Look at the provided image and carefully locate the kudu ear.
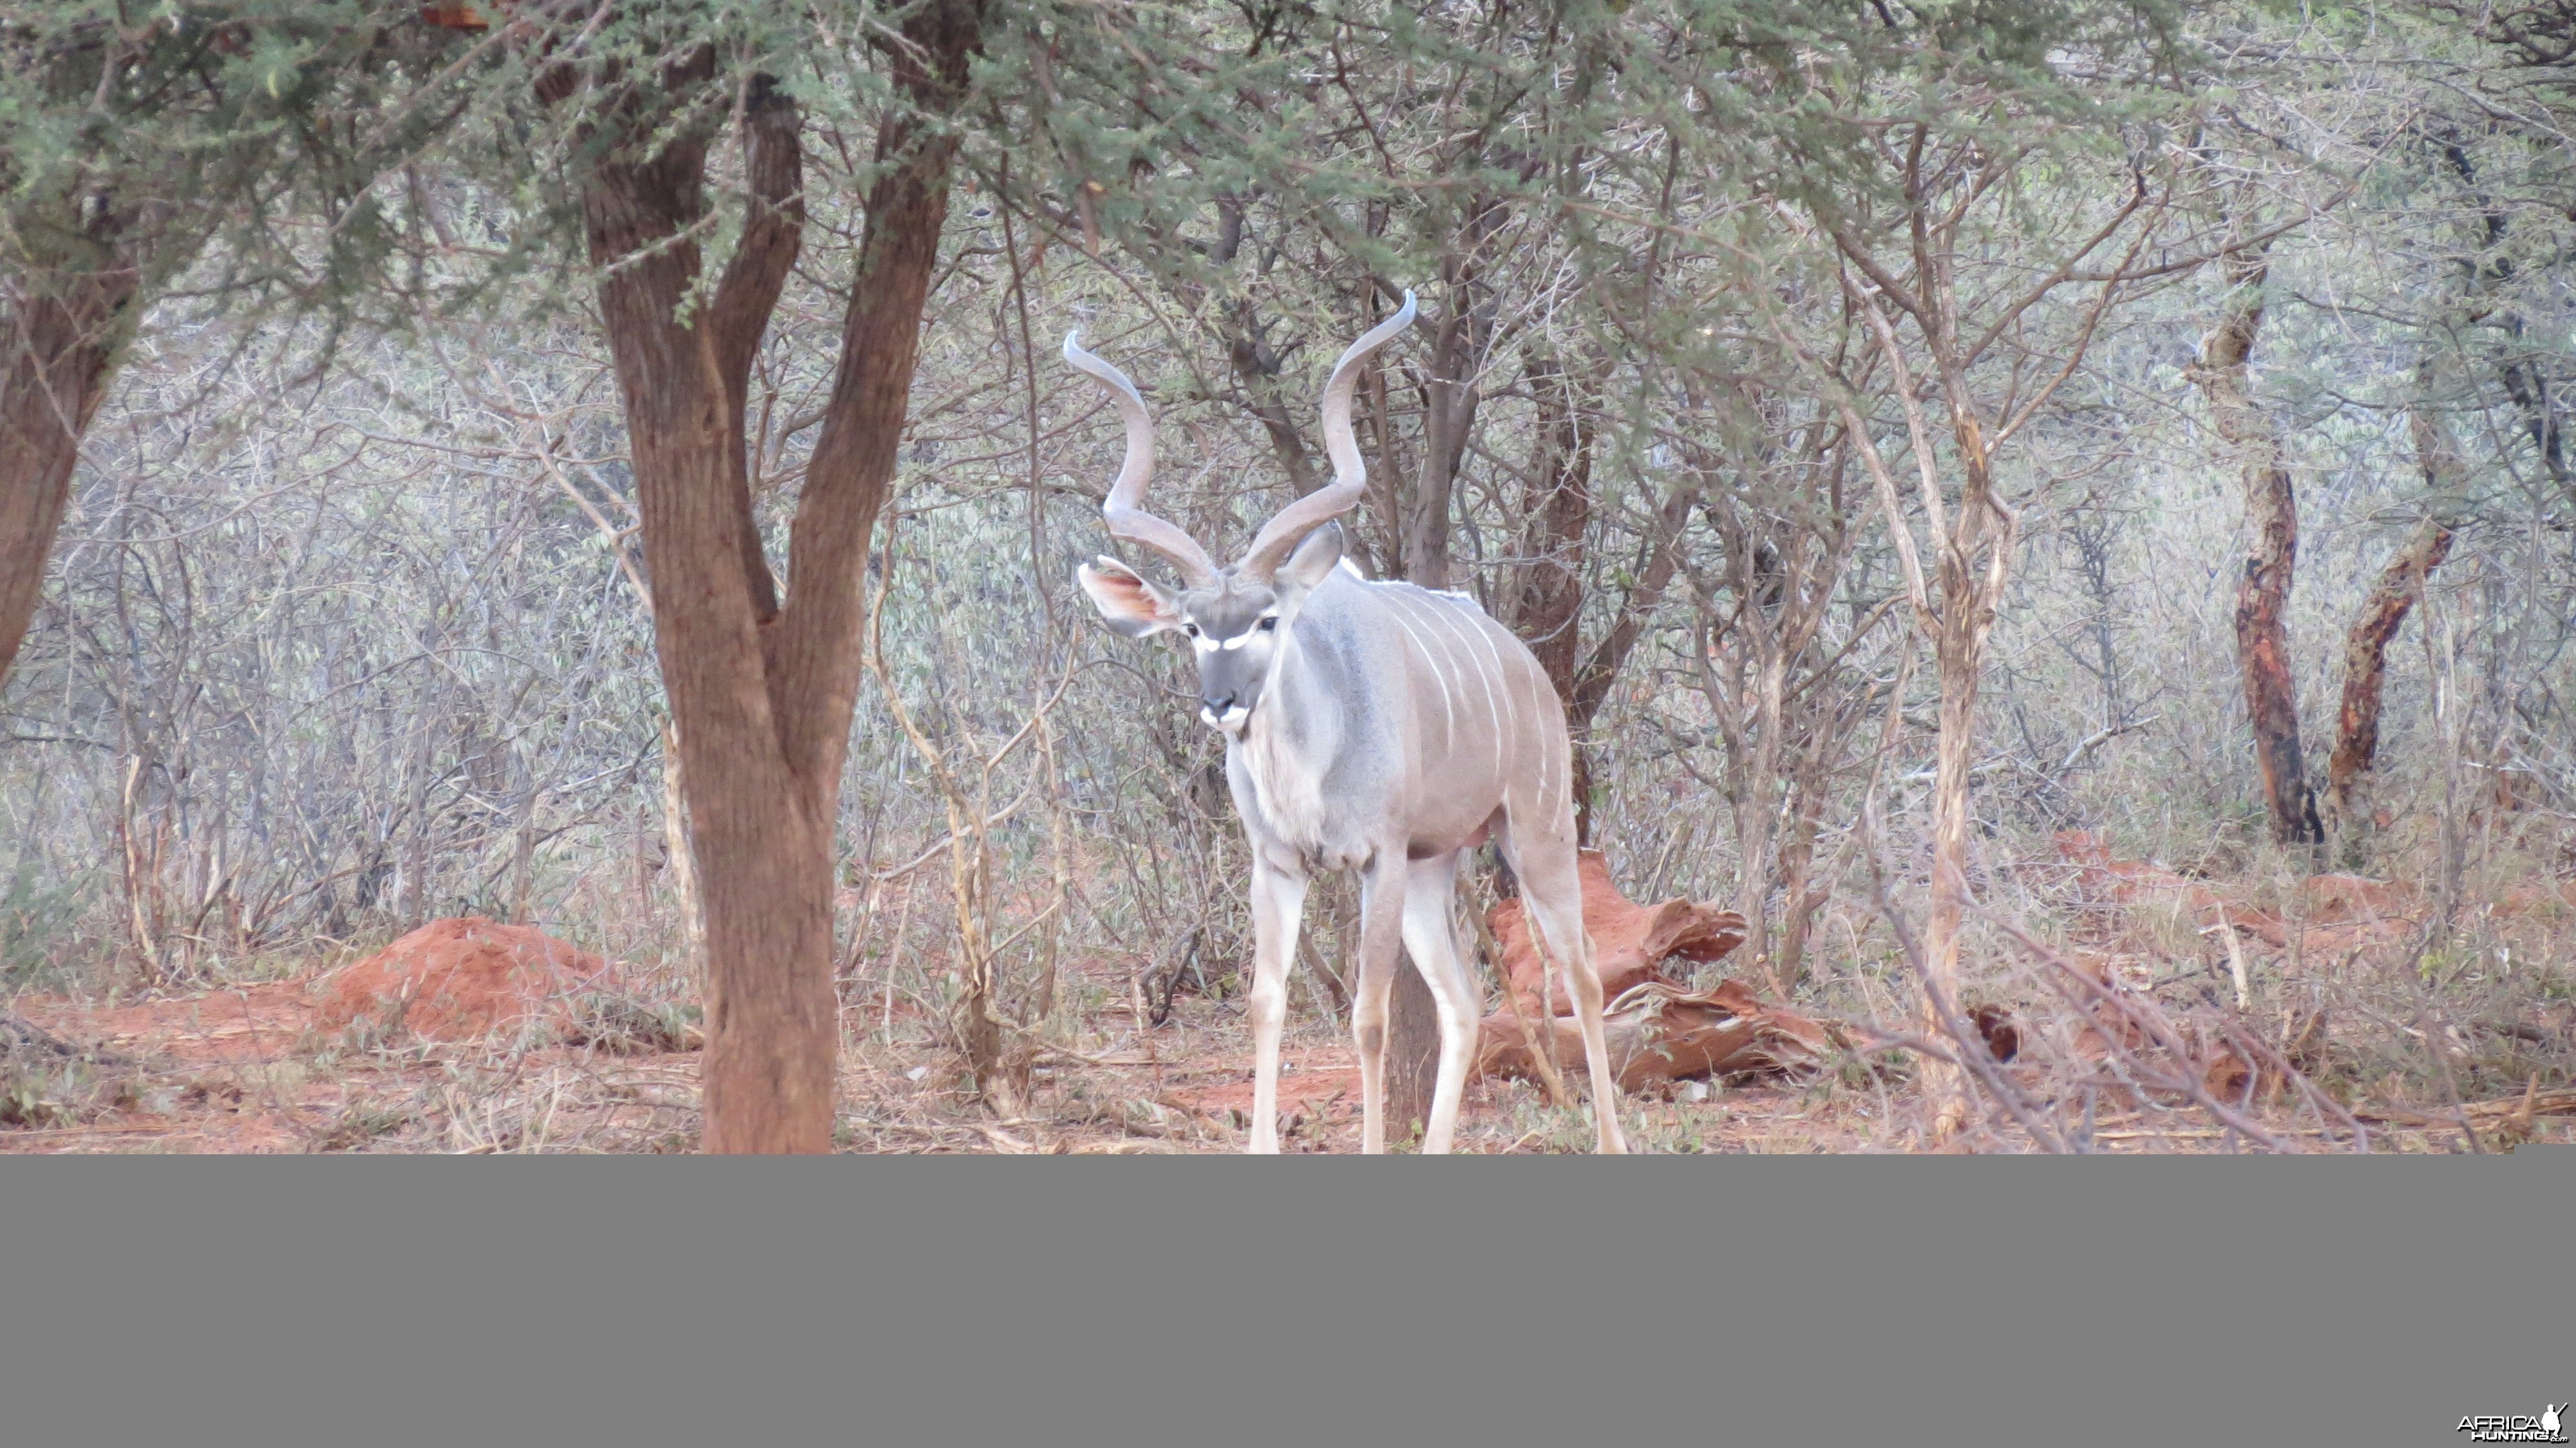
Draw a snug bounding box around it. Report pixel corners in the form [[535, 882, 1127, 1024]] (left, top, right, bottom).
[[1267, 515, 1350, 595], [1077, 556, 1184, 638], [1274, 521, 1345, 598]]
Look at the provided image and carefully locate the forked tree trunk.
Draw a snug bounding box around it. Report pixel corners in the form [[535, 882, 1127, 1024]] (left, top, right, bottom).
[[0, 261, 139, 689], [1510, 355, 1595, 708], [574, 10, 981, 1154], [2196, 247, 2322, 852], [2322, 397, 2460, 850], [1397, 196, 1505, 596]]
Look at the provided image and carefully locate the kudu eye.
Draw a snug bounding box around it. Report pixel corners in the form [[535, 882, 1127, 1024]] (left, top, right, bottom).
[[1182, 622, 1200, 638], [1258, 616, 1279, 633]]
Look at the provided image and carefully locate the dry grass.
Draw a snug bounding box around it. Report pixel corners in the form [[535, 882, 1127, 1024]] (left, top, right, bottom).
[[8, 864, 2571, 1156]]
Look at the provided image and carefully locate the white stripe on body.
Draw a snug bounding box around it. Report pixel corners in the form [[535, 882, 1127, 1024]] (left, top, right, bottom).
[[1483, 607, 1564, 822], [1394, 587, 1510, 785], [1376, 587, 1484, 768], [1367, 586, 1459, 754], [1510, 624, 1562, 827], [1447, 598, 1533, 794]]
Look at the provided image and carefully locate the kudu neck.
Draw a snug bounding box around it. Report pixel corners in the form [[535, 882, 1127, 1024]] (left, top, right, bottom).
[[1242, 618, 1341, 765]]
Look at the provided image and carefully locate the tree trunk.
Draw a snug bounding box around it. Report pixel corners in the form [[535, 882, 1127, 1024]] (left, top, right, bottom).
[[1562, 483, 1695, 843], [1508, 355, 1596, 701], [0, 262, 138, 688], [575, 13, 980, 1154], [1918, 363, 2018, 1145], [2320, 519, 2450, 849], [2322, 397, 2460, 850], [1397, 196, 1505, 592], [2196, 248, 2322, 852], [1923, 593, 1986, 1141]]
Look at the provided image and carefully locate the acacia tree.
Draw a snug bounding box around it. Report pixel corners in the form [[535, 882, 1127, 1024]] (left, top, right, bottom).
[[1678, 396, 1893, 998], [0, 4, 463, 689], [497, 0, 984, 1152], [1760, 21, 2198, 1136]]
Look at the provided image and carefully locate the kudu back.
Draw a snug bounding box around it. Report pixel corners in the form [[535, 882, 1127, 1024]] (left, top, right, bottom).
[[1067, 294, 1627, 1154]]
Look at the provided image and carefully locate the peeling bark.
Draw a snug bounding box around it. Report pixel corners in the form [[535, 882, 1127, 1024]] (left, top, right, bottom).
[[2195, 247, 2322, 850], [2322, 395, 2460, 848]]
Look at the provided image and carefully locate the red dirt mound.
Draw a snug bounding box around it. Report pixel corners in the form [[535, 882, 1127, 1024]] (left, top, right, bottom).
[[2049, 832, 2429, 952], [316, 918, 616, 1042], [1487, 849, 1747, 1016]]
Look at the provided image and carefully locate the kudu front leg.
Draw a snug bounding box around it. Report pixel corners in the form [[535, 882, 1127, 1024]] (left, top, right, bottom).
[[1349, 855, 1411, 1154], [1245, 861, 1308, 1154]]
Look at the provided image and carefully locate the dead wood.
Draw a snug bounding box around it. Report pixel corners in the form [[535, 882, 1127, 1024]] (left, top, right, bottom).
[[1485, 849, 1747, 1018], [1475, 978, 1832, 1092]]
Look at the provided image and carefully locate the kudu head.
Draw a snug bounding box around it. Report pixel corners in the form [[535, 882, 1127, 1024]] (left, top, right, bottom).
[[1068, 293, 1417, 735]]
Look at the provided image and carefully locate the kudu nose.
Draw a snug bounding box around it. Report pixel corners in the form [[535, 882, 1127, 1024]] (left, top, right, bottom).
[[1201, 689, 1238, 716]]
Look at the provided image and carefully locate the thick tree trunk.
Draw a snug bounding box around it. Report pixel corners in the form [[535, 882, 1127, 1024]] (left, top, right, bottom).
[[2322, 397, 2460, 848], [585, 115, 840, 1153], [0, 263, 138, 688], [576, 12, 980, 1154], [2196, 248, 2322, 851]]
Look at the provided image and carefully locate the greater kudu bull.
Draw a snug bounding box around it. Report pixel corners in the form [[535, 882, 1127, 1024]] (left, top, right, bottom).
[[1066, 294, 1626, 1154]]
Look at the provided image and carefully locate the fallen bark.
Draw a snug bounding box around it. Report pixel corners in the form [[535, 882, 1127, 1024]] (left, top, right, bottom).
[[1473, 852, 1819, 1091], [1475, 976, 1831, 1092], [1486, 850, 1746, 1018]]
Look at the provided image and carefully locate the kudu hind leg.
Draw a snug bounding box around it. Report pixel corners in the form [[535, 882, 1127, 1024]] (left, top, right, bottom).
[[1397, 852, 1481, 1154], [1507, 839, 1629, 1154]]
